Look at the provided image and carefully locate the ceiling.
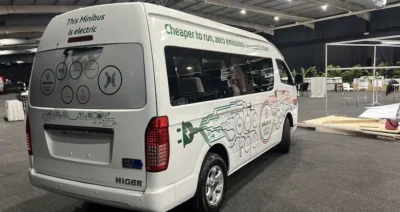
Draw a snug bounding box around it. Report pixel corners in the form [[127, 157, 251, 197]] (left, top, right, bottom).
[[1, 0, 400, 55]]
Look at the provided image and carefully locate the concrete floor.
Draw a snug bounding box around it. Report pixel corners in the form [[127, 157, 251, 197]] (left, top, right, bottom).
[[2, 91, 400, 212]]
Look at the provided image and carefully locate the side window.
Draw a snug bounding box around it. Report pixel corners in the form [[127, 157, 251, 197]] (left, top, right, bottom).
[[201, 58, 231, 97], [245, 58, 274, 93], [165, 47, 231, 106], [276, 60, 294, 85], [173, 56, 202, 78], [164, 46, 275, 106]]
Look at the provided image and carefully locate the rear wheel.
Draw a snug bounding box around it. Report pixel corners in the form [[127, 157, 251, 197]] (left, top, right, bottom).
[[194, 153, 227, 212], [277, 117, 291, 153]]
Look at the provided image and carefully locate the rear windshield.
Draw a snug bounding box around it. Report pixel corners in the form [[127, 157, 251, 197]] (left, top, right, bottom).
[[30, 43, 146, 109]]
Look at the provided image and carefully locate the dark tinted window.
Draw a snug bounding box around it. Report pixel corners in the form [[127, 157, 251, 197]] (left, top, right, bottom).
[[165, 46, 274, 106]]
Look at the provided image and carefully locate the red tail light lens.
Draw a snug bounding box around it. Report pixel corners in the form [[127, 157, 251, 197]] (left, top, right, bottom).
[[67, 35, 93, 43], [145, 116, 169, 172], [26, 116, 32, 155]]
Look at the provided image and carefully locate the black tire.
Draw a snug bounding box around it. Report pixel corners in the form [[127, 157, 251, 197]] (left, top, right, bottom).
[[277, 117, 291, 153], [194, 153, 228, 212]]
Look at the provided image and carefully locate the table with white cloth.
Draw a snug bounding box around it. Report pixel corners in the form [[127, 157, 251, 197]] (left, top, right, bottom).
[[326, 77, 342, 92], [304, 78, 312, 90], [310, 77, 326, 98]]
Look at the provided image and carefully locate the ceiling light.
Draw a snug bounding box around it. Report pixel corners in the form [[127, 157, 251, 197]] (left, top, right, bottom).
[[240, 9, 246, 14], [321, 5, 328, 10], [274, 16, 280, 21], [187, 67, 192, 70], [16, 60, 24, 64], [288, 0, 292, 2]]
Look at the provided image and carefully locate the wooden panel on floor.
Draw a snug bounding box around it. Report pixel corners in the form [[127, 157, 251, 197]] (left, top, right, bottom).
[[315, 127, 361, 136]]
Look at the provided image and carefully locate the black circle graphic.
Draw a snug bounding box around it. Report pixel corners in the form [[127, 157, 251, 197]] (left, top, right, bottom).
[[56, 62, 68, 80], [259, 102, 273, 144], [236, 116, 244, 135], [245, 114, 251, 131], [244, 136, 251, 153], [76, 85, 90, 104], [40, 69, 55, 95], [252, 133, 258, 149], [84, 60, 99, 79], [98, 65, 123, 95], [61, 86, 73, 104], [252, 112, 259, 128], [69, 61, 82, 80]]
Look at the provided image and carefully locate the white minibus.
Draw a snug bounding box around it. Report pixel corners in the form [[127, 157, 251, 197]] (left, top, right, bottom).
[[27, 2, 299, 212]]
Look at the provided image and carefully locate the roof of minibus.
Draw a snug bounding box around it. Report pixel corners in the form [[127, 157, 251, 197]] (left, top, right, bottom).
[[143, 3, 268, 43], [39, 2, 283, 58], [143, 3, 283, 59]]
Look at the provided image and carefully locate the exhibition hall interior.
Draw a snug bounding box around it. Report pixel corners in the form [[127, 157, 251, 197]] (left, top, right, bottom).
[[3, 0, 400, 212]]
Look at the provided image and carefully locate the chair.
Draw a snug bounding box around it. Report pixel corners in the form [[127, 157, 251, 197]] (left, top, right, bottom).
[[373, 76, 384, 103], [295, 74, 304, 84], [299, 82, 309, 97], [389, 80, 400, 102], [342, 82, 353, 106], [334, 77, 343, 92], [295, 74, 304, 96], [357, 77, 368, 106], [343, 83, 353, 92]]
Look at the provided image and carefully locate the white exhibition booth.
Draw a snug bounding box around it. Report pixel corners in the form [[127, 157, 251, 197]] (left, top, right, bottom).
[[300, 77, 342, 98], [325, 35, 400, 114]]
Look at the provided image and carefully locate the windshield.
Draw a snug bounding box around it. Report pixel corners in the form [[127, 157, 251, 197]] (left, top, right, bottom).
[[29, 43, 146, 109]]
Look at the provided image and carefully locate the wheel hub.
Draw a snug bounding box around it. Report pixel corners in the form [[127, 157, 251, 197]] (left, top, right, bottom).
[[205, 165, 224, 206]]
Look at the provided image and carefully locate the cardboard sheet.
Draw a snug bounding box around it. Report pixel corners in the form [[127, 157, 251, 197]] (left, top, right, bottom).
[[359, 103, 400, 120], [299, 115, 400, 135]]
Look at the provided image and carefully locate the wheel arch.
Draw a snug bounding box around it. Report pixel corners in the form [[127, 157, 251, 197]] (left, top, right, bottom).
[[286, 112, 294, 127], [208, 143, 230, 173]]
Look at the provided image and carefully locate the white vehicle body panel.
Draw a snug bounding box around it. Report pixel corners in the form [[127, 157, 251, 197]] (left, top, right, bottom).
[[29, 4, 154, 192], [28, 3, 298, 212]]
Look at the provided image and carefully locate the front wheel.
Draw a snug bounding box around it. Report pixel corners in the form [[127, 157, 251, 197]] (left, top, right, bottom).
[[195, 153, 228, 212], [277, 117, 291, 153]]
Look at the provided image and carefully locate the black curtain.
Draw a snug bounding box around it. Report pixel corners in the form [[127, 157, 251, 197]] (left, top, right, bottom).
[[377, 47, 400, 64], [279, 43, 324, 72], [270, 7, 400, 72], [275, 16, 367, 46], [0, 63, 32, 83], [280, 44, 375, 72], [327, 46, 372, 67], [371, 7, 400, 33]]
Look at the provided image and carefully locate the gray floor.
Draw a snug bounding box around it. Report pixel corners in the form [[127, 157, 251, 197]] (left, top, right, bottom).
[[2, 91, 400, 212]]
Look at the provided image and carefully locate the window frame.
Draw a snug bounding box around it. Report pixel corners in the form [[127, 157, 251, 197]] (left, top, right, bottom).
[[276, 59, 294, 86]]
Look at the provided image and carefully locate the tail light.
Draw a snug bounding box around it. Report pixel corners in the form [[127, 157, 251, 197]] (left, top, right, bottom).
[[67, 35, 93, 43], [145, 116, 169, 172], [26, 116, 32, 155]]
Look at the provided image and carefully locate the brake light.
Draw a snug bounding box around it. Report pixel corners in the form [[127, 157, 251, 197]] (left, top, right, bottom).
[[67, 35, 93, 43], [145, 116, 169, 172], [26, 116, 32, 155]]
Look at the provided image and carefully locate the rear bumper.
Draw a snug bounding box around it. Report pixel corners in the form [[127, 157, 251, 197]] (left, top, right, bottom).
[[28, 169, 177, 212]]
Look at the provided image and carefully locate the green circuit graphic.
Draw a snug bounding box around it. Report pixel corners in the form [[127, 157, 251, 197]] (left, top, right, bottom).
[[176, 91, 297, 154], [177, 100, 259, 151], [198, 100, 258, 147], [177, 121, 200, 148]]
